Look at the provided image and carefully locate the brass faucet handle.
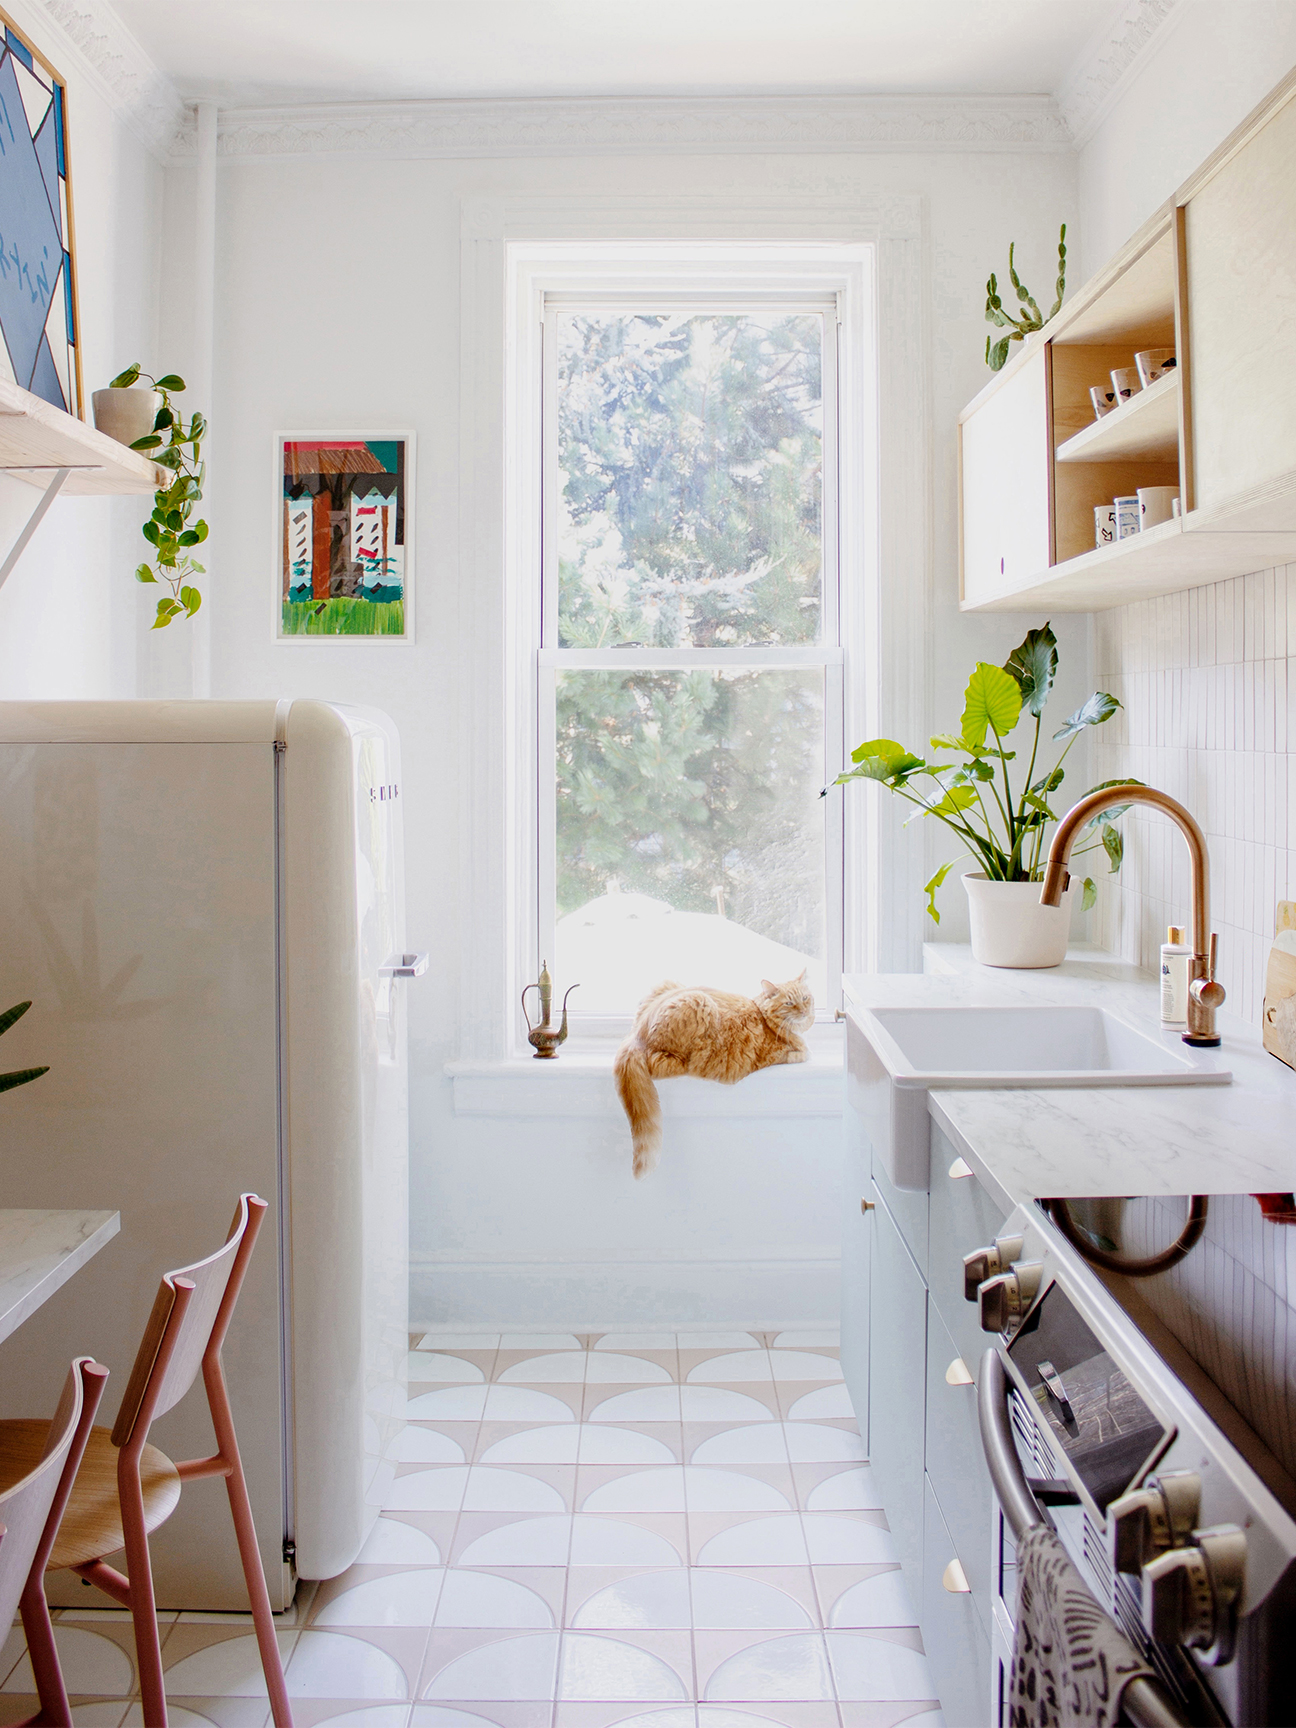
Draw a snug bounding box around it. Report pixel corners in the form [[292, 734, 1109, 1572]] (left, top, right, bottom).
[[1192, 932, 1226, 1009]]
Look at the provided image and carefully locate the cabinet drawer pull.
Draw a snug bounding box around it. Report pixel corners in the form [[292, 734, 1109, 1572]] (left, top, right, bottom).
[[942, 1557, 971, 1593], [949, 1156, 974, 1180], [861, 1198, 875, 1215], [945, 1357, 974, 1387]]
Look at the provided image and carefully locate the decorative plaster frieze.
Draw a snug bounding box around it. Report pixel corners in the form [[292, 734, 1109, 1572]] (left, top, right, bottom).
[[179, 93, 1071, 163], [14, 0, 187, 159], [1055, 0, 1185, 148]]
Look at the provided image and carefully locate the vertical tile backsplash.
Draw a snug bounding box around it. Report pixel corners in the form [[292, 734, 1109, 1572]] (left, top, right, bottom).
[[1092, 564, 1295, 1024], [1092, 566, 1296, 1479]]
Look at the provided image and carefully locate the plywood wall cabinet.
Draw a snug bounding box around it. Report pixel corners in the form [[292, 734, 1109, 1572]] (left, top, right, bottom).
[[958, 68, 1296, 614]]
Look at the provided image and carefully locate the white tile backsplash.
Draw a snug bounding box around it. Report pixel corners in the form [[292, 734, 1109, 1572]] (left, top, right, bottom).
[[1092, 567, 1296, 1480], [1093, 565, 1296, 1025]]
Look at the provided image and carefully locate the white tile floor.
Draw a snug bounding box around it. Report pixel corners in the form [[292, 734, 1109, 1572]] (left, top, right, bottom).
[[0, 1329, 947, 1728]]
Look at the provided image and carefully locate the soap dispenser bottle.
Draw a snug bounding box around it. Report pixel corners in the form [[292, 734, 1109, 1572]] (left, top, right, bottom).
[[1161, 924, 1190, 1027]]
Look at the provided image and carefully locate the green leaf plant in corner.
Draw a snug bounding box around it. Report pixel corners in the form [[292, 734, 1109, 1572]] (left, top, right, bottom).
[[0, 1000, 48, 1094], [110, 364, 207, 628], [826, 622, 1140, 924], [984, 223, 1067, 371]]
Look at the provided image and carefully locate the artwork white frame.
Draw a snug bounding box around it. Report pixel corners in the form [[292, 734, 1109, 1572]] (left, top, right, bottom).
[[272, 430, 415, 642]]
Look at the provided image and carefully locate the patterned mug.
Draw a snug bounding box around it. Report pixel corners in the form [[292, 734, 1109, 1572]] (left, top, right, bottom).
[[1135, 348, 1176, 388]]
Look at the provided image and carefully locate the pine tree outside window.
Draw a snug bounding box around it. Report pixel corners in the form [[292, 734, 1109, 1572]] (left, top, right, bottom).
[[538, 293, 844, 1026]]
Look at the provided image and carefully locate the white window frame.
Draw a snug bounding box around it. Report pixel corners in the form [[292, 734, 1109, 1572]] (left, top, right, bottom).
[[509, 246, 874, 1050]]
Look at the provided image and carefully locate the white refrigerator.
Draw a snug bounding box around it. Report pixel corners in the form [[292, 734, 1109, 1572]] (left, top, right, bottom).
[[0, 700, 412, 1609]]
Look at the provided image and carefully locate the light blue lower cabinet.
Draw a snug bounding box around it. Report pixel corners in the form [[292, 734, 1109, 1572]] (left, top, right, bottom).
[[840, 1110, 871, 1436], [866, 1185, 927, 1600], [924, 1302, 995, 1610], [922, 1472, 991, 1728]]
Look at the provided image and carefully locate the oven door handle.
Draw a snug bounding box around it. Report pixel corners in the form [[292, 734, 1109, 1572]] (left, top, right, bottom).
[[978, 1350, 1189, 1728], [978, 1348, 1045, 1542]]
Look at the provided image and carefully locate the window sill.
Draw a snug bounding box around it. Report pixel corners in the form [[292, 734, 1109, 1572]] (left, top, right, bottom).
[[446, 1029, 844, 1119]]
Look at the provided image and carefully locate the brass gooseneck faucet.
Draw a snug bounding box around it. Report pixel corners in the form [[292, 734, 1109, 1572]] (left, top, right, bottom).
[[1039, 785, 1225, 1047]]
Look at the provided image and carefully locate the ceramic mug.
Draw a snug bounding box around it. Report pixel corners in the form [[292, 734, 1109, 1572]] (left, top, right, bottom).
[[1138, 485, 1180, 529], [1094, 504, 1117, 547], [1135, 347, 1176, 387], [1114, 495, 1141, 539], [1090, 386, 1118, 419], [1111, 366, 1141, 402]]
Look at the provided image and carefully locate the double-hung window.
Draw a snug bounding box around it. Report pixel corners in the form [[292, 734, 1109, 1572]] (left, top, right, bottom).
[[534, 278, 845, 1030]]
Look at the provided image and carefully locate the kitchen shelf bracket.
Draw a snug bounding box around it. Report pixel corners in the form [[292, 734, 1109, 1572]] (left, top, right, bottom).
[[0, 466, 77, 592]]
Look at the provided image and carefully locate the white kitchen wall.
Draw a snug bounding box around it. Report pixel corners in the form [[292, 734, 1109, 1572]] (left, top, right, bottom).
[[1079, 18, 1296, 1478], [185, 139, 1080, 1325], [0, 0, 165, 701], [1091, 570, 1294, 1025], [1075, 0, 1296, 276]]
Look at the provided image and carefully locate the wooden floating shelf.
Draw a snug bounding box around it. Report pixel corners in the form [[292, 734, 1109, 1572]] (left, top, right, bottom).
[[1055, 371, 1179, 464], [0, 378, 165, 496], [961, 508, 1296, 613]]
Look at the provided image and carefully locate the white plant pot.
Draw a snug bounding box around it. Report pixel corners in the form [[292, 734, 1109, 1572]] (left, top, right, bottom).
[[962, 870, 1074, 969], [92, 387, 161, 449]]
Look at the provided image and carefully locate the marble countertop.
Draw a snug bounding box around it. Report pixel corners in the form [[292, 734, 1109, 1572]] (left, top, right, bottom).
[[843, 946, 1296, 1212], [0, 1209, 120, 1345]]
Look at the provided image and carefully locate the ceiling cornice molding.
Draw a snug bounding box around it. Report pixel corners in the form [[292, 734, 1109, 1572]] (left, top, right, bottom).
[[13, 0, 188, 159], [168, 93, 1072, 164], [1054, 0, 1185, 148]]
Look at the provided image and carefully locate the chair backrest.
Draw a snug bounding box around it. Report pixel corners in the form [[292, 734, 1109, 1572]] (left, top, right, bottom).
[[111, 1193, 268, 1449], [0, 1358, 108, 1631]]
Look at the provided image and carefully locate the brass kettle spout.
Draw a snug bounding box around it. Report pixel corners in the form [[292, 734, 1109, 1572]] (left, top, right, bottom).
[[522, 960, 580, 1059]]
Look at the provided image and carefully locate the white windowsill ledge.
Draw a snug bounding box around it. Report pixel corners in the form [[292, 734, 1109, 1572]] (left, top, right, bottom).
[[446, 1032, 844, 1119]]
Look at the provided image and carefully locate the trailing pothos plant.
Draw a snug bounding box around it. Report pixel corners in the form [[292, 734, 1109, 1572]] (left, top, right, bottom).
[[984, 224, 1067, 371], [110, 364, 206, 629], [830, 623, 1139, 923]]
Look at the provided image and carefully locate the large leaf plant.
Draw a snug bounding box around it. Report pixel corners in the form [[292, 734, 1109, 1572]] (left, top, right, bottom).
[[831, 623, 1138, 923]]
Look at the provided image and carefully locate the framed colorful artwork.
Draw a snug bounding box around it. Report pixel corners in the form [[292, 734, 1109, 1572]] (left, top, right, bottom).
[[276, 433, 413, 639], [0, 6, 82, 417]]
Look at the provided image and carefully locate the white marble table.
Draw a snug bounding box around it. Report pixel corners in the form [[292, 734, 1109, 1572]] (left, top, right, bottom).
[[0, 1209, 120, 1345]]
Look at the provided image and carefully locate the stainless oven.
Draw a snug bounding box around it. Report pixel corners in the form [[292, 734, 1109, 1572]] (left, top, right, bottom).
[[973, 1203, 1296, 1727]]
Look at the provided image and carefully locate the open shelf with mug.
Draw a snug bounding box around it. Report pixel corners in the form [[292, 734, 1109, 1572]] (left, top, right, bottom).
[[958, 67, 1296, 613]]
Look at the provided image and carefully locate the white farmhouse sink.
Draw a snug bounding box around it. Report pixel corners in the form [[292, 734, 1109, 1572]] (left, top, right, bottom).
[[849, 1003, 1232, 1192]]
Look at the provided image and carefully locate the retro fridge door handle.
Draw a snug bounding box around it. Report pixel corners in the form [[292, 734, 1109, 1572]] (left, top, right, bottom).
[[381, 952, 429, 978]]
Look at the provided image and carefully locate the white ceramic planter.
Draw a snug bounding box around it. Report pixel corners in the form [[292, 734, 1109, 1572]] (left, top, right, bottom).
[[92, 387, 161, 449], [962, 870, 1074, 969]]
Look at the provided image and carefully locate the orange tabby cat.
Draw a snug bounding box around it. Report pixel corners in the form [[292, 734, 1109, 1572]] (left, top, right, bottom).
[[614, 973, 815, 1178]]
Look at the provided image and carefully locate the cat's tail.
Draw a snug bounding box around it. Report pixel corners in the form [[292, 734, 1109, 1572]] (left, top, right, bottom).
[[613, 1040, 661, 1179]]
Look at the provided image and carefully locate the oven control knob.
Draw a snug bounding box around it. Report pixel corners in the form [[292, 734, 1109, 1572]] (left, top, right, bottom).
[[1141, 1524, 1246, 1664], [962, 1233, 1024, 1302], [977, 1259, 1042, 1334], [1109, 1471, 1202, 1573]]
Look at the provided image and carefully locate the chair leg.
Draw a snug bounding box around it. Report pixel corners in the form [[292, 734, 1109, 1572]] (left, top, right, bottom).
[[209, 1369, 292, 1727], [118, 1457, 168, 1728], [19, 1577, 71, 1728]]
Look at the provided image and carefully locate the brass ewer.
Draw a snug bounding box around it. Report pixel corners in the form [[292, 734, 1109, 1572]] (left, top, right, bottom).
[[522, 960, 579, 1059]]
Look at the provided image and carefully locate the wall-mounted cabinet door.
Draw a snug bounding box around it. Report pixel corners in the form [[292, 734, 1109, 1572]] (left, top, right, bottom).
[[1187, 85, 1296, 522], [959, 347, 1052, 605], [868, 1186, 927, 1597]]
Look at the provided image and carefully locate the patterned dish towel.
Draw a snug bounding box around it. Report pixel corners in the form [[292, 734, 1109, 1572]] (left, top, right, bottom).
[[1009, 1524, 1159, 1728]]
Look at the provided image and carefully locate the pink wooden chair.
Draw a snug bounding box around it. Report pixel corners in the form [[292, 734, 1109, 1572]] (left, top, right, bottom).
[[0, 1194, 293, 1728], [0, 1356, 108, 1727]]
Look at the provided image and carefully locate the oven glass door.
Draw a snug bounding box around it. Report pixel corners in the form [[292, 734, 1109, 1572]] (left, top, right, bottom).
[[1008, 1281, 1170, 1513]]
